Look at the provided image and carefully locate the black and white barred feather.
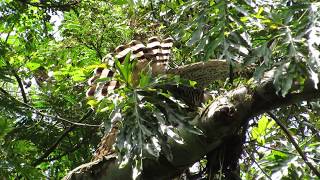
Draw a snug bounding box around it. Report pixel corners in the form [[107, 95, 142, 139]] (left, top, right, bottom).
[[86, 37, 174, 99]]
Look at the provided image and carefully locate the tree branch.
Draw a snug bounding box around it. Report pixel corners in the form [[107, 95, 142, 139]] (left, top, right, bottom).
[[45, 140, 86, 162], [64, 65, 320, 180], [0, 87, 11, 96], [267, 112, 320, 177], [3, 29, 28, 103], [10, 69, 28, 103], [244, 149, 272, 180], [33, 109, 93, 166], [1, 86, 99, 127], [256, 143, 320, 161]]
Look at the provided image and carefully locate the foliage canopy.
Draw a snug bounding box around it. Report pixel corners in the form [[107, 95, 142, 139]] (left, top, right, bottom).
[[0, 0, 320, 179]]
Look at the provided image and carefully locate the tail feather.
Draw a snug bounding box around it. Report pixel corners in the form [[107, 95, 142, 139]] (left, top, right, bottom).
[[92, 126, 119, 161]]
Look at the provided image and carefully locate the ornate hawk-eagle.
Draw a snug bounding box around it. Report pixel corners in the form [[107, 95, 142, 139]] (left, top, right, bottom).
[[86, 36, 249, 160], [86, 36, 175, 160]]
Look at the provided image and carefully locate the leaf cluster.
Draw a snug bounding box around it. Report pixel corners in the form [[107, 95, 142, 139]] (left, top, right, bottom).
[[0, 0, 320, 179], [89, 53, 203, 179]]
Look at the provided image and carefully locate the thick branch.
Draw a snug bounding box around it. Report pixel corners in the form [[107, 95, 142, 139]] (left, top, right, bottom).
[[64, 67, 320, 180]]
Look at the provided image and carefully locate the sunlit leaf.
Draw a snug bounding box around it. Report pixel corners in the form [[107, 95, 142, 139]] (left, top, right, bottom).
[[26, 62, 41, 71], [0, 118, 13, 139], [187, 29, 203, 47]]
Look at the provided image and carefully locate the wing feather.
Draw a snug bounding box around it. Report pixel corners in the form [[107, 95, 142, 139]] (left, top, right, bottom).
[[86, 40, 147, 99]]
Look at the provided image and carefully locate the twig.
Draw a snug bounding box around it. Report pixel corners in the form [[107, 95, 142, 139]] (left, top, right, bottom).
[[3, 29, 28, 103], [150, 0, 157, 21], [2, 84, 98, 166], [255, 144, 320, 161], [45, 140, 84, 162], [0, 87, 100, 127], [244, 148, 272, 180], [34, 110, 100, 127], [267, 112, 320, 177], [11, 70, 28, 103], [89, 41, 103, 60], [0, 87, 10, 96], [33, 109, 93, 166]]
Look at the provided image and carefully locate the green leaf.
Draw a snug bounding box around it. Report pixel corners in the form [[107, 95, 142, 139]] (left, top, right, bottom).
[[132, 159, 142, 180], [205, 33, 224, 60], [94, 77, 113, 83], [251, 128, 258, 140], [308, 142, 320, 147], [13, 140, 37, 154], [258, 115, 269, 133], [119, 153, 130, 168], [32, 100, 47, 108], [274, 64, 294, 97], [288, 43, 297, 57], [139, 124, 153, 136], [271, 150, 288, 160], [145, 137, 161, 158], [309, 69, 319, 89], [115, 52, 132, 85], [0, 118, 13, 139], [138, 69, 152, 87], [71, 69, 86, 82], [26, 62, 41, 71], [189, 80, 197, 87], [111, 0, 127, 5], [251, 115, 276, 145], [187, 29, 203, 46], [193, 36, 207, 55], [87, 99, 98, 107], [281, 75, 293, 97], [182, 124, 203, 136]]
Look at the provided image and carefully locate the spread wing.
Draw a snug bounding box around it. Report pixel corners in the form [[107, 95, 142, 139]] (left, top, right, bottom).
[[86, 37, 174, 100], [89, 37, 176, 160], [86, 40, 146, 99], [147, 37, 174, 75]]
